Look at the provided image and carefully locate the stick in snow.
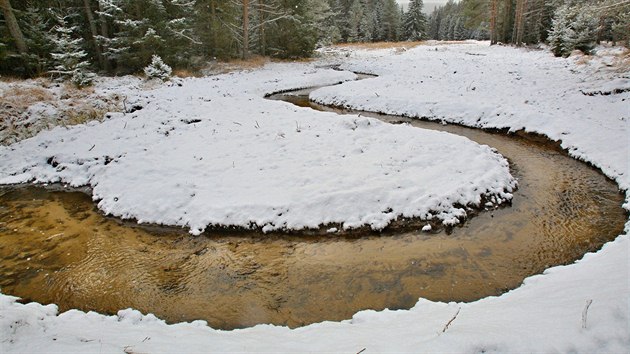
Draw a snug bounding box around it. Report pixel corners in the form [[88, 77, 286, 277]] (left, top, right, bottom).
[[582, 299, 593, 329], [357, 348, 366, 354], [442, 307, 461, 333]]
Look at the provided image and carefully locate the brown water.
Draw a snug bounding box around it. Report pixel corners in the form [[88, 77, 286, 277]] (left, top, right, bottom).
[[0, 87, 625, 330]]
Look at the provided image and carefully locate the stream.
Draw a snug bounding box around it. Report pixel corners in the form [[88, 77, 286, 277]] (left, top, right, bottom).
[[0, 80, 626, 330]]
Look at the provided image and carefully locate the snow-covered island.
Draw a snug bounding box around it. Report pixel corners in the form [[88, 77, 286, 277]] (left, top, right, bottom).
[[0, 64, 516, 235], [1, 41, 628, 352]]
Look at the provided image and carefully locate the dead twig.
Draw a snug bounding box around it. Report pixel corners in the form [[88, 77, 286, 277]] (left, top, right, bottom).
[[582, 299, 593, 329], [357, 348, 366, 354], [442, 307, 461, 333], [88, 144, 95, 151]]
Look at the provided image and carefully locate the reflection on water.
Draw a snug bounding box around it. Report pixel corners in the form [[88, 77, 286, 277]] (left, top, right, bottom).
[[0, 92, 625, 330]]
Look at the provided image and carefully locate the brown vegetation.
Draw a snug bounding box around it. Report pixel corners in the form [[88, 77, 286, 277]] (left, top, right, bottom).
[[0, 79, 122, 145]]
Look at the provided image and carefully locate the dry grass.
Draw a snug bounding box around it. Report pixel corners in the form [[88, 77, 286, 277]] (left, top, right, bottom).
[[63, 107, 109, 126], [61, 82, 95, 100], [18, 86, 54, 101], [574, 54, 593, 65], [213, 55, 270, 73], [573, 46, 630, 73], [333, 41, 425, 50], [1, 78, 123, 145], [0, 85, 54, 111], [173, 69, 202, 78], [332, 40, 471, 51], [0, 75, 26, 83], [611, 47, 630, 73]]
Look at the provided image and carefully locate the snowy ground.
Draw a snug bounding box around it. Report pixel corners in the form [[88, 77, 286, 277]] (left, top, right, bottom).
[[1, 42, 629, 352], [0, 64, 515, 234]]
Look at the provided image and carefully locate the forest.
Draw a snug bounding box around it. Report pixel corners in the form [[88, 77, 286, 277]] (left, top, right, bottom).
[[0, 0, 628, 81]]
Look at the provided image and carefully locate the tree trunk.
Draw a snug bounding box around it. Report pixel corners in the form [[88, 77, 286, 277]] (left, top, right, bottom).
[[243, 0, 250, 59], [501, 0, 512, 43], [513, 0, 526, 46], [259, 0, 266, 56], [96, 0, 112, 72], [489, 0, 498, 45], [210, 0, 217, 56], [0, 0, 28, 54], [83, 0, 105, 70]]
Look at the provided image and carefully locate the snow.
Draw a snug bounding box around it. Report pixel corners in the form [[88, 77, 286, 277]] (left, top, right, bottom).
[[1, 42, 629, 352], [0, 62, 515, 234]]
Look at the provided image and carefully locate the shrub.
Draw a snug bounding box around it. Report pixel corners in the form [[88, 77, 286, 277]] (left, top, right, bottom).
[[144, 55, 172, 81]]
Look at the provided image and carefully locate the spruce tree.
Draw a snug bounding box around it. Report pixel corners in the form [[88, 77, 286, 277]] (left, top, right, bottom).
[[403, 0, 427, 41], [548, 4, 596, 57], [358, 0, 374, 42], [48, 12, 95, 87], [347, 0, 363, 42], [381, 0, 400, 41]]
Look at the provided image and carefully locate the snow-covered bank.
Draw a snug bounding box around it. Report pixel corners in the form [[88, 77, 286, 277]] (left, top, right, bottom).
[[0, 63, 515, 234], [311, 42, 629, 199], [1, 44, 628, 353]]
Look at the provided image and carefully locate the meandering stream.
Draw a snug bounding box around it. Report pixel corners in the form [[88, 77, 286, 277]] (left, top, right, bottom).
[[0, 80, 625, 330]]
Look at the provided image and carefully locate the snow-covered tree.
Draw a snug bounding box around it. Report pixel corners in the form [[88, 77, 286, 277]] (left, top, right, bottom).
[[453, 17, 467, 40], [22, 6, 53, 75], [402, 0, 427, 41], [439, 14, 452, 40], [307, 0, 341, 46], [381, 0, 401, 41], [144, 54, 172, 80], [347, 0, 363, 42], [372, 0, 385, 41], [548, 3, 597, 57], [48, 13, 94, 87], [358, 0, 374, 42]]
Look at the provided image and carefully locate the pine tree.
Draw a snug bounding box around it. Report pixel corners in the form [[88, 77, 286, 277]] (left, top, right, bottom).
[[372, 0, 385, 41], [347, 0, 363, 42], [144, 54, 171, 80], [358, 0, 374, 42], [22, 6, 53, 75], [48, 12, 95, 87], [439, 14, 451, 40], [403, 0, 427, 41], [548, 3, 597, 57], [427, 11, 440, 39], [381, 0, 400, 41], [453, 16, 467, 40], [571, 7, 598, 54], [308, 0, 341, 46]]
